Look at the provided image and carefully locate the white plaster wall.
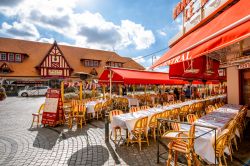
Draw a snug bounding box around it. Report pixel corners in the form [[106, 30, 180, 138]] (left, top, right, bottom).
[[227, 66, 240, 104]]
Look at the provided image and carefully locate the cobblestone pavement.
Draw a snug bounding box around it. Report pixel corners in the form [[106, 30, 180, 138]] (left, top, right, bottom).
[[0, 97, 250, 166]]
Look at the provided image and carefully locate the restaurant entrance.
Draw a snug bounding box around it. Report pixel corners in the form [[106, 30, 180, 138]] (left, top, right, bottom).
[[240, 69, 250, 107]]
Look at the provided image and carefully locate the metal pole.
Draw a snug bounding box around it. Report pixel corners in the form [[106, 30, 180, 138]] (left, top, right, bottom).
[[105, 113, 109, 142], [215, 128, 217, 165], [157, 119, 160, 163], [109, 69, 112, 99]]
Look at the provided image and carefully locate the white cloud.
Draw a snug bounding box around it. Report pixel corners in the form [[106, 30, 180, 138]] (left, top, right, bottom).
[[120, 20, 155, 50], [157, 30, 167, 36], [38, 37, 55, 44], [0, 21, 40, 40], [0, 0, 155, 51], [132, 56, 146, 64]]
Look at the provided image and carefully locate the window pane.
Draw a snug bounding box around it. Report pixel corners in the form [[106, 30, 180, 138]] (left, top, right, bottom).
[[9, 53, 14, 61], [16, 54, 21, 62], [0, 53, 6, 60]]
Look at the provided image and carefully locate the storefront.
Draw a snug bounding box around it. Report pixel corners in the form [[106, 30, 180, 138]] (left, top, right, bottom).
[[152, 0, 250, 106]]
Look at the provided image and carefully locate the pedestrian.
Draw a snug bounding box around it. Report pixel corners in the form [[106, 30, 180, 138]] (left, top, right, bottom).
[[185, 86, 191, 99], [174, 88, 179, 100]]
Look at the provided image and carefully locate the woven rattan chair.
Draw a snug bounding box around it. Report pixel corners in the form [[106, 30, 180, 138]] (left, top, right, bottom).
[[94, 102, 103, 120], [214, 129, 229, 166], [127, 116, 149, 151], [109, 110, 123, 142], [129, 106, 140, 113], [77, 104, 87, 128], [179, 105, 190, 121], [163, 125, 200, 166], [31, 103, 45, 127], [149, 113, 161, 142], [140, 105, 150, 110], [187, 114, 197, 124]]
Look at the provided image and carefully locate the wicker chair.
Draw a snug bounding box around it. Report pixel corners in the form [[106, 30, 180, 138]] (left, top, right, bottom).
[[127, 116, 149, 151], [31, 103, 45, 127], [214, 129, 229, 166], [140, 105, 150, 110], [179, 105, 190, 121], [109, 110, 123, 142], [187, 114, 197, 124], [94, 102, 103, 120], [77, 104, 87, 128], [163, 125, 200, 166], [129, 106, 140, 113], [149, 113, 161, 142]]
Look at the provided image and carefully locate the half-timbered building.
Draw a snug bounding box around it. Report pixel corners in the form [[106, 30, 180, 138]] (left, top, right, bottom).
[[0, 37, 144, 92]]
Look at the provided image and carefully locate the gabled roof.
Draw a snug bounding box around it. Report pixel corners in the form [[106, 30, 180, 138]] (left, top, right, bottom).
[[0, 37, 144, 77], [0, 62, 14, 72]]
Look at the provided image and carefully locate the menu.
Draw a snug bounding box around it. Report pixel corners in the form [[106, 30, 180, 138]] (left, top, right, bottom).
[[42, 89, 64, 126]]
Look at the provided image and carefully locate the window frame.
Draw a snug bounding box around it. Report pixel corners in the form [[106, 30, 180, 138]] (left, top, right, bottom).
[[8, 53, 14, 62], [15, 54, 21, 62], [84, 59, 100, 67], [0, 53, 6, 61]]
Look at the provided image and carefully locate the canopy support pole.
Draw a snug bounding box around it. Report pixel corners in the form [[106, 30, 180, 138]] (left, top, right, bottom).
[[79, 81, 83, 100], [61, 81, 64, 103], [109, 69, 112, 99]]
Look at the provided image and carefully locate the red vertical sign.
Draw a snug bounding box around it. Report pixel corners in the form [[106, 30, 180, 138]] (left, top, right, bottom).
[[42, 89, 64, 126]]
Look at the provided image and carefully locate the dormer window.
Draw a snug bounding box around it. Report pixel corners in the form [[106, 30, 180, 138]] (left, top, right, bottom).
[[0, 53, 6, 61], [83, 59, 100, 67], [9, 53, 14, 61], [16, 54, 21, 62], [106, 61, 123, 67]]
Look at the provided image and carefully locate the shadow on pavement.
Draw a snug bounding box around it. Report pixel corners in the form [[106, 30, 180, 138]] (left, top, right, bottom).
[[67, 145, 109, 166]]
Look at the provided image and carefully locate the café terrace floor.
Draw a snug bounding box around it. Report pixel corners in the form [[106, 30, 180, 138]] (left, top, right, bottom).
[[0, 97, 250, 166]]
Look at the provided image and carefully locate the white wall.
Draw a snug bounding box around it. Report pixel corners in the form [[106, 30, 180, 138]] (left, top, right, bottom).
[[227, 66, 240, 104]]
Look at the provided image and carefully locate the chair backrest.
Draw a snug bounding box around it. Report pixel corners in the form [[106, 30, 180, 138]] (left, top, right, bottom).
[[134, 116, 148, 132], [187, 114, 197, 123], [187, 124, 195, 150], [141, 105, 150, 110], [109, 110, 123, 122], [169, 108, 180, 120], [189, 103, 196, 113], [171, 122, 180, 131], [38, 103, 45, 114], [129, 106, 140, 113], [208, 105, 216, 111], [149, 113, 161, 127], [78, 104, 86, 115], [180, 105, 189, 114], [214, 129, 229, 155], [71, 100, 79, 108], [161, 110, 170, 119], [94, 102, 102, 112]]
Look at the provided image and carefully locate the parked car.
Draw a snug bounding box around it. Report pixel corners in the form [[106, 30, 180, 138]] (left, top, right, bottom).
[[18, 86, 49, 97]]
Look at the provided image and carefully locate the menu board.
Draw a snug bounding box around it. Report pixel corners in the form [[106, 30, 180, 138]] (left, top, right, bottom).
[[42, 89, 64, 126]]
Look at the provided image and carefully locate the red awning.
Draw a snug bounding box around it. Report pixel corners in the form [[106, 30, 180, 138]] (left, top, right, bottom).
[[169, 56, 222, 81], [151, 0, 250, 68], [98, 68, 186, 85]]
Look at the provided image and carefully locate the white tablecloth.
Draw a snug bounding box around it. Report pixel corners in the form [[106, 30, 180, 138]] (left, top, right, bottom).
[[125, 97, 139, 107], [111, 95, 227, 134], [85, 100, 105, 116], [191, 104, 242, 164]]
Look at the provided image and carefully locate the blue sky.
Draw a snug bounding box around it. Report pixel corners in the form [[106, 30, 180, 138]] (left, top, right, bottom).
[[0, 0, 181, 70]]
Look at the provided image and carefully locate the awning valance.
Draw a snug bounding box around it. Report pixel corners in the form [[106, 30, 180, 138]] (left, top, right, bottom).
[[151, 0, 250, 68], [98, 67, 185, 85]]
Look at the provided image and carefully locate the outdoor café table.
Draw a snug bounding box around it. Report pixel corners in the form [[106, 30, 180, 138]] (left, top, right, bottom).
[[124, 96, 139, 107], [179, 104, 242, 164], [85, 100, 105, 116], [111, 107, 163, 134]]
